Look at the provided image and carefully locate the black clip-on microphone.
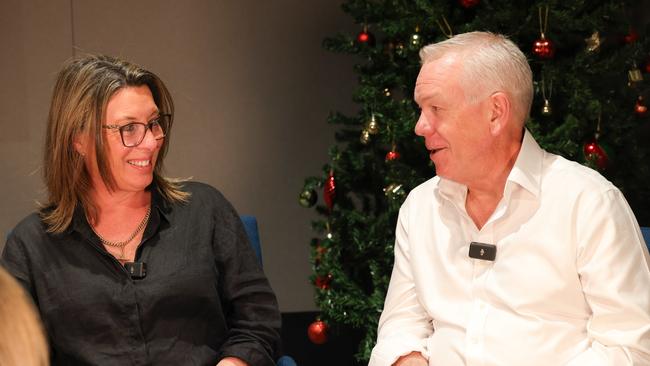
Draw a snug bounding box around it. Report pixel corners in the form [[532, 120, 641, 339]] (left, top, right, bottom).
[[468, 242, 497, 261], [124, 262, 147, 279]]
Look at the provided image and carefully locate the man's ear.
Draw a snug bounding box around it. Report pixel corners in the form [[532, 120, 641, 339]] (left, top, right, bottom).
[[488, 92, 511, 136]]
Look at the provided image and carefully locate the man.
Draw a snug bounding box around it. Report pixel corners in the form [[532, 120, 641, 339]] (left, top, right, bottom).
[[369, 32, 650, 366]]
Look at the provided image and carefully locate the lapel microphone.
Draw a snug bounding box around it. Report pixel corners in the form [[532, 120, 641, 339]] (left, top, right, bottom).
[[468, 242, 497, 261], [124, 262, 147, 279]]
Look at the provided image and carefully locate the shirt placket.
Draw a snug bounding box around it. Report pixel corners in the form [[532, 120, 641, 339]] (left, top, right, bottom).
[[465, 213, 500, 366], [123, 279, 148, 365]]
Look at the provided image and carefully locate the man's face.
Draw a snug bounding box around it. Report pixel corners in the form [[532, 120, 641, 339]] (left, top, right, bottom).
[[414, 55, 493, 186]]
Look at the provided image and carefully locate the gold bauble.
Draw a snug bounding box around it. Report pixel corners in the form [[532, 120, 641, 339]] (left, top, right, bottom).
[[360, 129, 371, 144], [541, 99, 552, 116], [585, 31, 602, 53], [366, 114, 379, 134]]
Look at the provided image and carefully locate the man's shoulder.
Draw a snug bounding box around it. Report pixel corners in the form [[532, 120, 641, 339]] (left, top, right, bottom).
[[401, 176, 441, 208], [543, 153, 617, 194]]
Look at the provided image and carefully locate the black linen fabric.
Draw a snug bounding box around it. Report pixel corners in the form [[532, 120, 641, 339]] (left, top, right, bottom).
[[1, 181, 281, 366]]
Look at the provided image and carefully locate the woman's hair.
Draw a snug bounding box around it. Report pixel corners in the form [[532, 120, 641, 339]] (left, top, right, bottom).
[[41, 54, 188, 233], [0, 267, 49, 366], [419, 31, 533, 124]]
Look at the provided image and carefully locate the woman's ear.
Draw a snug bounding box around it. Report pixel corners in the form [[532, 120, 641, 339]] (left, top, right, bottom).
[[73, 133, 88, 157], [487, 91, 511, 136]]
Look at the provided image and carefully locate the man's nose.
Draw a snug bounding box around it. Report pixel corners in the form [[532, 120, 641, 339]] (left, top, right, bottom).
[[414, 112, 432, 136]]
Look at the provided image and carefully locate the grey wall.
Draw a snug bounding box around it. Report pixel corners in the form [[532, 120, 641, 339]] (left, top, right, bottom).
[[0, 0, 357, 312]]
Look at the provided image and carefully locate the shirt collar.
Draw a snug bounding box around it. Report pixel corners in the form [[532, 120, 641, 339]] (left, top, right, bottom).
[[507, 129, 543, 198], [436, 129, 543, 201], [68, 180, 173, 236]]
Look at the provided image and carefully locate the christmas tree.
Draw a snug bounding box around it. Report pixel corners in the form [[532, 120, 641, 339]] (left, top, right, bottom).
[[299, 0, 650, 361]]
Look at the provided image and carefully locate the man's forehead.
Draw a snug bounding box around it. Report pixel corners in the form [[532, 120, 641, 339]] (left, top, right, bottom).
[[414, 57, 460, 100]]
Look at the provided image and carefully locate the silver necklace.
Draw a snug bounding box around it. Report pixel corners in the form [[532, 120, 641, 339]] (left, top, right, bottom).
[[92, 207, 151, 261]]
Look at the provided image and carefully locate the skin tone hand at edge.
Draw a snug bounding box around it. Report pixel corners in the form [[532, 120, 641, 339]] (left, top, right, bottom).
[[216, 356, 249, 366], [393, 351, 428, 366]]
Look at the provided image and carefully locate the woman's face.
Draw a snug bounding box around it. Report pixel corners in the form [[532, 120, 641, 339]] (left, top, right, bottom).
[[80, 85, 163, 195]]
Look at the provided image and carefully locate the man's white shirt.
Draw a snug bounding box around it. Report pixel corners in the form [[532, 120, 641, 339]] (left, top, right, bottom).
[[369, 130, 650, 366]]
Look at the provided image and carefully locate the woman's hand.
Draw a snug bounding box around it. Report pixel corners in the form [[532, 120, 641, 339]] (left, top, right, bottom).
[[216, 356, 249, 366], [393, 351, 428, 366]]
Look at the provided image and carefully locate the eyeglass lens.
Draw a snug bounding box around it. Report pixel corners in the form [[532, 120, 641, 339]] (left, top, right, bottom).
[[121, 116, 168, 147]]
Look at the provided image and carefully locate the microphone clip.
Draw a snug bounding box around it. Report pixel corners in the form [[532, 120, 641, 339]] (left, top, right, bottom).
[[124, 262, 147, 279]]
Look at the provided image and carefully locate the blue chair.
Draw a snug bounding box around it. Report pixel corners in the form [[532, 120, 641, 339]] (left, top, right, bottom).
[[641, 227, 650, 252], [240, 215, 297, 366]]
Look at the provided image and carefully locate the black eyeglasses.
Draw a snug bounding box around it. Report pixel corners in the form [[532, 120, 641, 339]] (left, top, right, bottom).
[[102, 114, 171, 147]]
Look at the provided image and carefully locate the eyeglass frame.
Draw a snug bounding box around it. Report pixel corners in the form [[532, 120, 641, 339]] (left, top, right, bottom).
[[101, 113, 171, 147]]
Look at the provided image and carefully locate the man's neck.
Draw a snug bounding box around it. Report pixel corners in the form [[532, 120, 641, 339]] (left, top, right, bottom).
[[465, 133, 523, 229]]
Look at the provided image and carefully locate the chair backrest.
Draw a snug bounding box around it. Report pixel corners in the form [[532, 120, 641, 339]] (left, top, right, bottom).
[[641, 227, 650, 252], [240, 215, 263, 268]]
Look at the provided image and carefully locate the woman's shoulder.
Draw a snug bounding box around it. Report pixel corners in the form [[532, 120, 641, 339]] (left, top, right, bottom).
[[178, 181, 232, 210], [9, 212, 47, 241]]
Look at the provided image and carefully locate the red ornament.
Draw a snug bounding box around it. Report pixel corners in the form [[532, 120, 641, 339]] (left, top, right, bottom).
[[307, 320, 328, 344], [357, 27, 375, 47], [323, 171, 336, 211], [532, 36, 555, 59], [645, 60, 650, 74], [314, 246, 328, 266], [459, 0, 479, 8], [385, 150, 401, 162], [624, 29, 639, 44], [583, 140, 609, 170], [635, 96, 648, 116], [315, 273, 332, 290]]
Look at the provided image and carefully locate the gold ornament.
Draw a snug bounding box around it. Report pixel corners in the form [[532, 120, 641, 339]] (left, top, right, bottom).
[[585, 31, 602, 52], [410, 26, 421, 49], [541, 77, 552, 116], [628, 67, 643, 86], [383, 183, 405, 200], [383, 88, 391, 97], [541, 99, 552, 116], [366, 114, 379, 134], [360, 129, 371, 144]]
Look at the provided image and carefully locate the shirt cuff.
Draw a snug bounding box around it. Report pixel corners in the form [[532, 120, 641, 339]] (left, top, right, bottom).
[[369, 336, 428, 366]]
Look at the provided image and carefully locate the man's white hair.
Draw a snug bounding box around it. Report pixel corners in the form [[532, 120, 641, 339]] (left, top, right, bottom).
[[419, 31, 533, 124]]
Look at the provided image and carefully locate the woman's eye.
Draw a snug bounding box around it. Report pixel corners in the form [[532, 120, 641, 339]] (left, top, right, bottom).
[[122, 124, 138, 134]]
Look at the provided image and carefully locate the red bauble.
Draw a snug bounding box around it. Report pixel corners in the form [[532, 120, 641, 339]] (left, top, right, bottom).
[[323, 172, 336, 211], [385, 150, 401, 162], [315, 274, 332, 290], [307, 320, 328, 344], [459, 0, 479, 8], [583, 140, 609, 170], [645, 61, 650, 74], [314, 245, 328, 266], [357, 30, 375, 47], [532, 37, 555, 59], [624, 29, 639, 44], [635, 97, 648, 116]]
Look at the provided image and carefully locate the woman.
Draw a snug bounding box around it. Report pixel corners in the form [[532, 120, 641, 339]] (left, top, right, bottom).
[[1, 55, 281, 365], [0, 266, 49, 366]]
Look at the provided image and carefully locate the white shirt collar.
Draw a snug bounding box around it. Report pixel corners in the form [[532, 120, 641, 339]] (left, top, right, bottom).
[[436, 129, 544, 202]]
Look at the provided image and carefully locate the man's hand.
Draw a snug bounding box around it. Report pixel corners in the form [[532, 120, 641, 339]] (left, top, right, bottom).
[[216, 356, 249, 366], [393, 351, 428, 366]]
